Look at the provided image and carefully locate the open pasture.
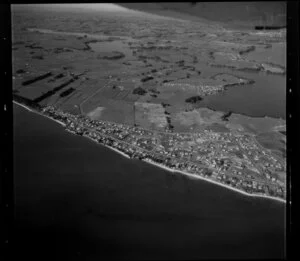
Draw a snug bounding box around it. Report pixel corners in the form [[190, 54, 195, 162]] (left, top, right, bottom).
[[86, 107, 106, 120], [171, 108, 225, 132], [96, 99, 134, 124], [228, 113, 286, 134], [256, 131, 286, 156], [134, 102, 168, 130]]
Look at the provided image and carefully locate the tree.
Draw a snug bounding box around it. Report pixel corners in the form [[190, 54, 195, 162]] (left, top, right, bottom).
[[133, 87, 147, 95]]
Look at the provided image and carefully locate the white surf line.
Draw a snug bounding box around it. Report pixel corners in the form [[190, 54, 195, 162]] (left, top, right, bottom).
[[82, 134, 131, 159], [142, 159, 286, 204], [13, 103, 129, 159], [49, 118, 66, 127], [13, 101, 286, 204], [105, 146, 131, 159], [14, 100, 129, 160], [65, 129, 76, 135], [13, 101, 33, 112], [13, 101, 66, 127]]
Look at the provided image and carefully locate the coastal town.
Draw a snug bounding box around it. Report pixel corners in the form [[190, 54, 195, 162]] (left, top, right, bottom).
[[11, 3, 286, 203], [10, 3, 289, 260], [40, 105, 286, 201]]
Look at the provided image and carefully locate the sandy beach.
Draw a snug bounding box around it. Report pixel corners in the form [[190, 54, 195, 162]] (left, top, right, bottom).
[[142, 158, 286, 203]]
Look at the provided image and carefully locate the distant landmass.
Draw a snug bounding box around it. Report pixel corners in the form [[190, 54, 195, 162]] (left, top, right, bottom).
[[119, 2, 286, 29]]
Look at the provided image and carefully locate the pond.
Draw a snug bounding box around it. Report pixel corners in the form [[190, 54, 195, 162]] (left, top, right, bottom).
[[88, 39, 135, 60]]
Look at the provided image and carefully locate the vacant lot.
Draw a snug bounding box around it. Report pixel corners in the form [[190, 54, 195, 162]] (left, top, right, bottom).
[[86, 107, 106, 120], [135, 102, 168, 130], [256, 131, 286, 158]]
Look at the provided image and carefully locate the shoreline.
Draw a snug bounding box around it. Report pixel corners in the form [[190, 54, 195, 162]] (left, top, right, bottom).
[[13, 101, 286, 204], [203, 105, 286, 122], [13, 101, 66, 127], [82, 134, 131, 159], [13, 101, 34, 112], [105, 146, 131, 159], [142, 159, 286, 204]]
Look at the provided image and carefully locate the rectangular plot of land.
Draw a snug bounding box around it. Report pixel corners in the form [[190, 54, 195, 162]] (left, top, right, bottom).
[[17, 75, 67, 101], [18, 87, 47, 101], [134, 102, 168, 130], [81, 86, 117, 113], [85, 99, 134, 125], [102, 100, 135, 125], [97, 86, 122, 99], [123, 92, 141, 103], [58, 103, 81, 115], [76, 83, 105, 102]]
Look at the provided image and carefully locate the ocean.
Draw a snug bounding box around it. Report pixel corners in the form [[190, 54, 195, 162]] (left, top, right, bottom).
[[13, 103, 285, 260]]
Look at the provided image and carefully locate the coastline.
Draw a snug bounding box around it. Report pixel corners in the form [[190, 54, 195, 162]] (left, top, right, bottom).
[[82, 134, 131, 159], [204, 105, 286, 122], [142, 159, 286, 204], [106, 146, 131, 159], [13, 101, 34, 112], [13, 101, 286, 204], [13, 101, 66, 127]]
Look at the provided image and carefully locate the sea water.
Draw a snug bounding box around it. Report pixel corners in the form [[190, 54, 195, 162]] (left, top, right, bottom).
[[13, 103, 285, 259]]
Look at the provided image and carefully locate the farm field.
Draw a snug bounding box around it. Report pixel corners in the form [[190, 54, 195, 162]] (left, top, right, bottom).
[[12, 3, 287, 260], [11, 3, 286, 174], [12, 4, 286, 123]]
